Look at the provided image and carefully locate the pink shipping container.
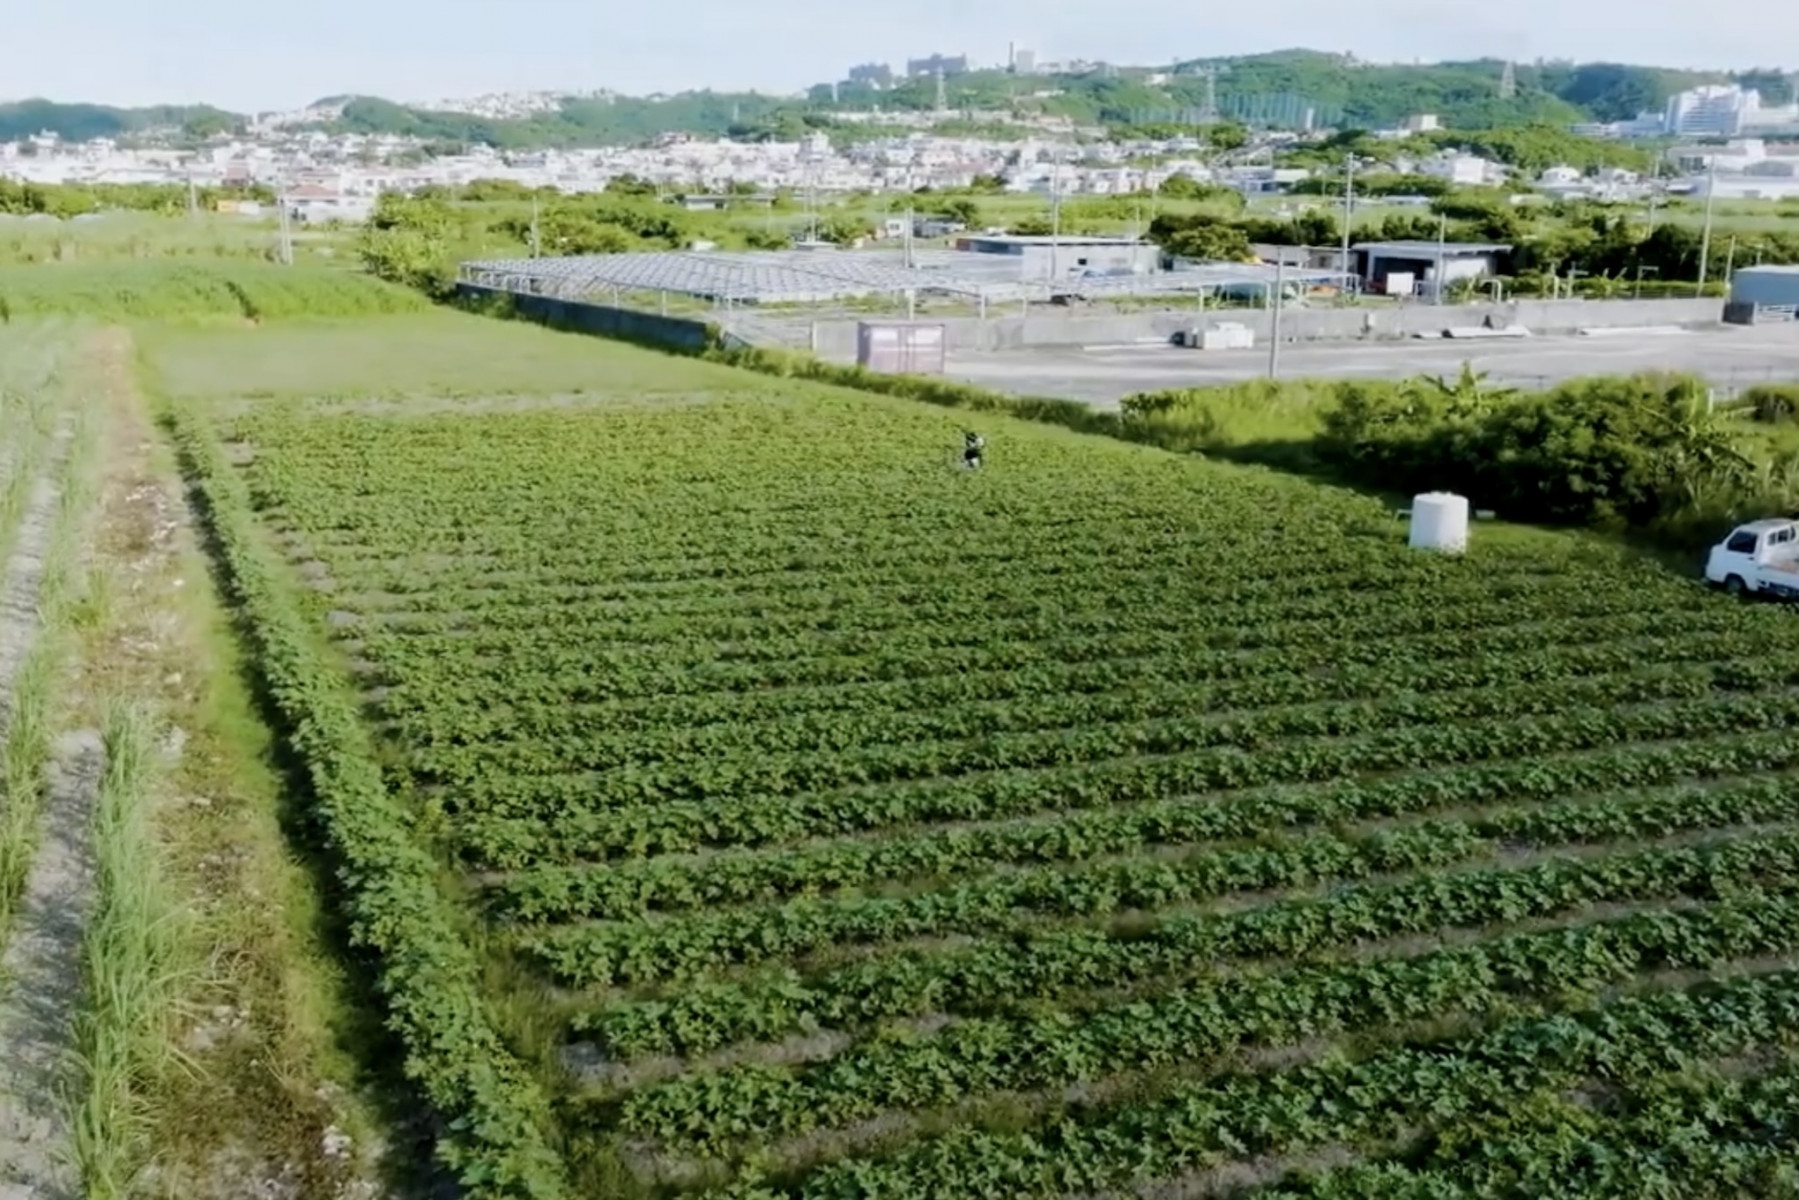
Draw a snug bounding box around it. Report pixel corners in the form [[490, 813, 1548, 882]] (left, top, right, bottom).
[[856, 322, 946, 375]]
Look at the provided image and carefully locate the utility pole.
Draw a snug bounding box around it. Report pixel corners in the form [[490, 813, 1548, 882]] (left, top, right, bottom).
[[1049, 148, 1063, 286], [530, 195, 541, 257], [187, 174, 198, 219], [1267, 257, 1286, 378], [1339, 155, 1356, 299], [1724, 234, 1737, 283], [275, 180, 293, 266], [1434, 211, 1448, 304], [1696, 154, 1719, 297], [904, 205, 914, 268]]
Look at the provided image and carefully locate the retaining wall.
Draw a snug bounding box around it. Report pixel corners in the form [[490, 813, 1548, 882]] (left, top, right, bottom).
[[805, 297, 1727, 361], [458, 284, 714, 351]]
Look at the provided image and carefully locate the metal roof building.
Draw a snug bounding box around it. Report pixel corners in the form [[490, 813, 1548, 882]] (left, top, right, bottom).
[[1349, 240, 1515, 259], [458, 248, 1350, 309], [458, 249, 1016, 306]]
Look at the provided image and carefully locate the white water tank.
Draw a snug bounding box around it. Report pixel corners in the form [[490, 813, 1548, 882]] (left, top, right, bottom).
[[1408, 492, 1470, 553]]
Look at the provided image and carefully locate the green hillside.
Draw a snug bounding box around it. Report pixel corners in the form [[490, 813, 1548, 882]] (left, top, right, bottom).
[[0, 99, 238, 142], [4, 50, 1785, 147]]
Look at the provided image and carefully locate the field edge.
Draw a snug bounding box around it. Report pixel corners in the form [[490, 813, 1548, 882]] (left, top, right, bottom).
[[161, 402, 570, 1200]]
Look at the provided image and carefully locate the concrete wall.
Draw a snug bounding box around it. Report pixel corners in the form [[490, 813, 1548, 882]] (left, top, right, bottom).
[[458, 284, 714, 351], [805, 297, 1727, 361]]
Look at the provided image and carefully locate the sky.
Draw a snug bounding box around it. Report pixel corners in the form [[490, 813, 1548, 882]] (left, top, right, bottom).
[[9, 0, 1799, 112]]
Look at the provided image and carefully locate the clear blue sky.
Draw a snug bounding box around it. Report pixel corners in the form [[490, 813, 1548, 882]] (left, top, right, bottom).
[[11, 0, 1797, 111]]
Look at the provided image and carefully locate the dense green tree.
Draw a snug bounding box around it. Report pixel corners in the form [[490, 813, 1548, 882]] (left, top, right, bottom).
[[1150, 213, 1253, 260], [1555, 64, 1665, 122], [1318, 372, 1751, 527], [934, 196, 982, 225], [356, 192, 457, 295], [1203, 122, 1249, 150], [604, 174, 659, 198]]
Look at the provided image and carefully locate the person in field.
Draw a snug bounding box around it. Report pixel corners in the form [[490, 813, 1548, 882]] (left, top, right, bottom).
[[963, 431, 985, 470]]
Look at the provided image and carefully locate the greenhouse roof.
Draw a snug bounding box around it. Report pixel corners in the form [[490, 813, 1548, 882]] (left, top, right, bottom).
[[458, 249, 1350, 305]]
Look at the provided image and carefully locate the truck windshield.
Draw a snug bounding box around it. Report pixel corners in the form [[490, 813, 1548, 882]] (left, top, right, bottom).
[[1727, 532, 1758, 554]]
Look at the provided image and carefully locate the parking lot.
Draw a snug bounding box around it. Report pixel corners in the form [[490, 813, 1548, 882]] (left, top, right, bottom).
[[946, 323, 1799, 407]]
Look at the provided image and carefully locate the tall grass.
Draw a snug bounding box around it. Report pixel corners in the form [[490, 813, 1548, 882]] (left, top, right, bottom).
[[0, 328, 67, 562], [0, 329, 91, 924], [0, 212, 351, 268], [68, 701, 194, 1199], [0, 262, 428, 324]]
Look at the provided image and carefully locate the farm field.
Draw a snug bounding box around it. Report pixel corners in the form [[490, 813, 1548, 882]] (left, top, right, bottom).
[[153, 311, 1799, 1198]]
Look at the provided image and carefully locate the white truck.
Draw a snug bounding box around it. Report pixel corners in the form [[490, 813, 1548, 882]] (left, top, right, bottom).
[[1705, 519, 1799, 599]]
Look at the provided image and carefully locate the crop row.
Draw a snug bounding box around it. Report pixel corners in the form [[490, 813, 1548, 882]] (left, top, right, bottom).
[[573, 779, 1799, 1056], [362, 556, 1606, 645], [283, 495, 1365, 596], [458, 692, 1799, 851], [624, 890, 1799, 1152], [459, 709, 1797, 869], [414, 642, 1791, 788], [374, 579, 1608, 726], [520, 772, 1799, 989], [492, 712, 1799, 924], [364, 589, 1731, 712], [383, 604, 1747, 748], [388, 627, 1761, 753], [486, 694, 1799, 917], [1258, 1058, 1799, 1198], [433, 659, 1756, 802], [358, 579, 1719, 698], [715, 967, 1799, 1198], [173, 414, 567, 1198], [347, 546, 1573, 634]]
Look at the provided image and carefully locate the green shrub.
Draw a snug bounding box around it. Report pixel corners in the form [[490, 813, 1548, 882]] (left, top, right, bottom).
[[1316, 368, 1758, 528], [1740, 383, 1799, 425]]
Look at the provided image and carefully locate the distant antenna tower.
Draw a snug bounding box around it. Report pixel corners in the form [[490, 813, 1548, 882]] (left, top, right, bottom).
[[935, 66, 947, 113], [1499, 61, 1517, 100], [1198, 67, 1220, 125]]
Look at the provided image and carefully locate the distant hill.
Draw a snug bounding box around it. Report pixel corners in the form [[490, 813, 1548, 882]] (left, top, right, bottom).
[[319, 92, 789, 148], [8, 51, 1793, 147], [0, 99, 240, 142], [817, 51, 1745, 131]]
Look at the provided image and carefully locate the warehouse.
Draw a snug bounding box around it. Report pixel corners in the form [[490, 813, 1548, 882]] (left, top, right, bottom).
[[1351, 240, 1512, 297], [1725, 265, 1799, 323], [951, 234, 1162, 281]]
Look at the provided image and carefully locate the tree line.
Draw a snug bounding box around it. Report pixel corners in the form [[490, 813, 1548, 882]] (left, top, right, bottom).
[[0, 178, 275, 218]]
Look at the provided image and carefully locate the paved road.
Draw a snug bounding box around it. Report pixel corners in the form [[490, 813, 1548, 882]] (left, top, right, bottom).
[[946, 324, 1799, 407]]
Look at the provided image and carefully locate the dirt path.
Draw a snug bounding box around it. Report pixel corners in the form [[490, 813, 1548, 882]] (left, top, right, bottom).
[[0, 424, 70, 714], [0, 733, 101, 1200], [0, 415, 86, 1200]]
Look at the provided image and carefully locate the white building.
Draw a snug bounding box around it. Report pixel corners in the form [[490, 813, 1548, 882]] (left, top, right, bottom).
[[1663, 85, 1799, 137], [1414, 152, 1499, 186]]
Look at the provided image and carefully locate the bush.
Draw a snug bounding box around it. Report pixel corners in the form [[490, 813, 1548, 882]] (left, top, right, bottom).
[[1316, 368, 1758, 528], [1741, 383, 1799, 425]]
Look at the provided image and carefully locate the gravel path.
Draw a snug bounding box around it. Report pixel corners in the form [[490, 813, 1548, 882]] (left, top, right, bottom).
[[0, 732, 101, 1200], [0, 420, 92, 1200]]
